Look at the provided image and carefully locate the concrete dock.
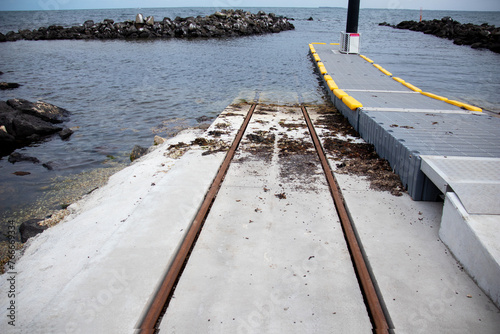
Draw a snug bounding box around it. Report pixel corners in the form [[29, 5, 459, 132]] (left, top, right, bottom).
[[1, 45, 500, 333]]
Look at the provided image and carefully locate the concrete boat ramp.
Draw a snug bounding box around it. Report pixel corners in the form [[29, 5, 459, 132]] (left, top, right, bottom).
[[160, 104, 371, 333], [1, 98, 499, 333]]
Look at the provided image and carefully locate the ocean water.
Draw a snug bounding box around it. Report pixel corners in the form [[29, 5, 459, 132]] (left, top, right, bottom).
[[0, 7, 499, 240]]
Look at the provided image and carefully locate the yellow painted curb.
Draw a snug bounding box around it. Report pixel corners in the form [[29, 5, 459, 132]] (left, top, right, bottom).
[[446, 100, 465, 108], [392, 77, 406, 84], [401, 82, 421, 92], [334, 89, 348, 99], [326, 79, 338, 91], [324, 75, 333, 81], [309, 44, 316, 53], [380, 68, 392, 76], [313, 53, 321, 62], [317, 62, 327, 75], [447, 100, 482, 112], [342, 95, 363, 110], [421, 91, 448, 101], [359, 54, 374, 63], [373, 64, 392, 76], [461, 104, 482, 112]]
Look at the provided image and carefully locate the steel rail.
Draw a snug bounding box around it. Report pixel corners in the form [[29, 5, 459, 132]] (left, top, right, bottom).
[[138, 103, 257, 333], [301, 105, 390, 333]]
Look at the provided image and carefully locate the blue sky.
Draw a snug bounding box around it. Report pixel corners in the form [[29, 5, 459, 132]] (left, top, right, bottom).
[[1, 0, 499, 11]]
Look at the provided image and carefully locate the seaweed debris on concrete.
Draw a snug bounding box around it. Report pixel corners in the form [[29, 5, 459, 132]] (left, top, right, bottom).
[[310, 103, 405, 196]]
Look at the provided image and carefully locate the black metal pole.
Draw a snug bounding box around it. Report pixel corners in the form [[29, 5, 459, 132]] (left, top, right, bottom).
[[346, 0, 360, 33]]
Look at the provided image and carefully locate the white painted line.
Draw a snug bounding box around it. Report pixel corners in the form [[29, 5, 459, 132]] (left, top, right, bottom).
[[360, 107, 477, 114], [343, 89, 419, 94]]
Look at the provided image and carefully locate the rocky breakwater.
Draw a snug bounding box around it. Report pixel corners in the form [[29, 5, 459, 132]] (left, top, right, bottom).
[[380, 17, 500, 53], [0, 99, 72, 156], [0, 10, 294, 42]]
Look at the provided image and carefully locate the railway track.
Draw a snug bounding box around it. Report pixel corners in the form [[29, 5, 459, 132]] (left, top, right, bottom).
[[139, 103, 390, 333]]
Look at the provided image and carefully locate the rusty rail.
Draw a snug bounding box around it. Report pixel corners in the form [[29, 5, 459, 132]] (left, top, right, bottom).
[[138, 103, 257, 333], [138, 103, 389, 332], [301, 105, 390, 333]]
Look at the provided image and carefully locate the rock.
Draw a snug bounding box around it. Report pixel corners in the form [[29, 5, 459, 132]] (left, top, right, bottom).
[[12, 112, 62, 138], [42, 162, 55, 170], [58, 127, 74, 140], [83, 20, 94, 29], [6, 31, 21, 41], [489, 42, 500, 53], [0, 82, 21, 90], [0, 99, 16, 119], [126, 25, 138, 35], [480, 29, 491, 37], [13, 171, 31, 176], [0, 101, 61, 139], [0, 99, 70, 157], [214, 11, 227, 19], [307, 17, 314, 21], [154, 135, 166, 145], [7, 98, 69, 123], [130, 145, 148, 162], [379, 22, 393, 27], [19, 219, 48, 243], [196, 115, 212, 122], [136, 13, 145, 25], [139, 29, 152, 38], [146, 16, 155, 26], [19, 29, 35, 40], [0, 125, 15, 155], [8, 152, 40, 164]]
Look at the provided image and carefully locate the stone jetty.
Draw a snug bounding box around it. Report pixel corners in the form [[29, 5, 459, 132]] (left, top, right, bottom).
[[380, 17, 500, 53], [0, 10, 295, 42]]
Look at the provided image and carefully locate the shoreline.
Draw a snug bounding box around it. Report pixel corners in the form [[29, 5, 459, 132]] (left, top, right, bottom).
[[0, 115, 214, 246]]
